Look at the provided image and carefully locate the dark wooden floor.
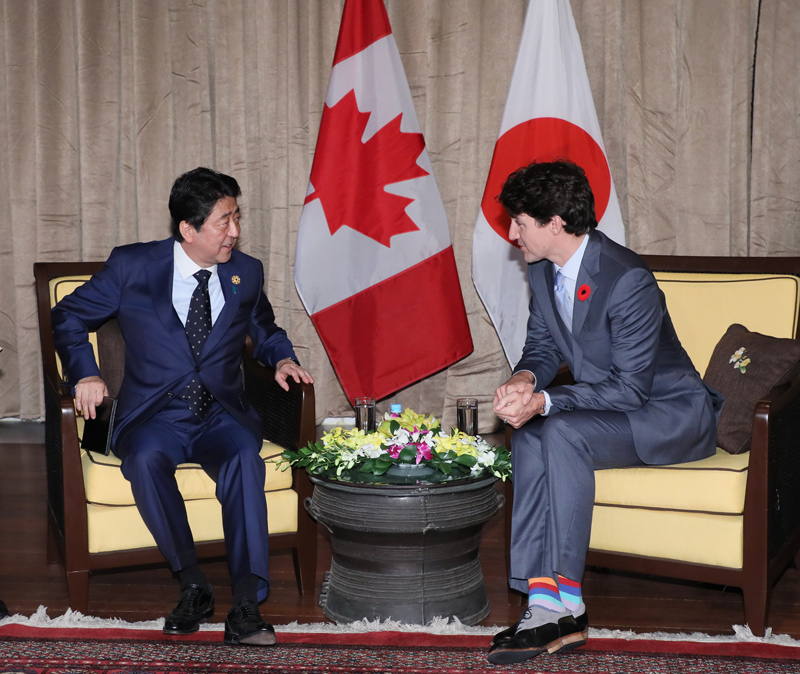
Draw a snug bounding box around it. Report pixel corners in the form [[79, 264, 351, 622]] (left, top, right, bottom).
[[1, 421, 799, 636]]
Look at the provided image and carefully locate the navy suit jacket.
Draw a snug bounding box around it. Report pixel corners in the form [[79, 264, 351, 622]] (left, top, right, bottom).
[[514, 230, 723, 465], [52, 238, 297, 447]]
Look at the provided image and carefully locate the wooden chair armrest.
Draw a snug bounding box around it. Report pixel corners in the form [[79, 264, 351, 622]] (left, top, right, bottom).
[[242, 342, 316, 452], [748, 374, 800, 565], [42, 371, 89, 547]]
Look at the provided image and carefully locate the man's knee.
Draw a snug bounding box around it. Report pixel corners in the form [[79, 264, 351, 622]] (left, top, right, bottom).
[[119, 440, 180, 483]]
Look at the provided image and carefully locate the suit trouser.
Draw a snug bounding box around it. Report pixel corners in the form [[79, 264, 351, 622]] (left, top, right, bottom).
[[509, 410, 644, 594], [116, 398, 271, 599]]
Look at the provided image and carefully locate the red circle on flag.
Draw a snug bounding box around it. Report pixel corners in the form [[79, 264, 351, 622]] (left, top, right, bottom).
[[480, 118, 611, 245]]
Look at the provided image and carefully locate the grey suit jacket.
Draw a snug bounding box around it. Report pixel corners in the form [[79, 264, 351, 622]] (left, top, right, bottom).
[[514, 230, 723, 465]]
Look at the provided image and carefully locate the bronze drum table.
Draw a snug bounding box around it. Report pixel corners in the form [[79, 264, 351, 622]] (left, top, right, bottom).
[[308, 474, 502, 625]]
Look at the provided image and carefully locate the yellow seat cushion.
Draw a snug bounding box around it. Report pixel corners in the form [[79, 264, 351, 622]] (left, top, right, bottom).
[[87, 489, 298, 554], [82, 440, 298, 554], [82, 441, 292, 506], [590, 507, 743, 569], [594, 448, 749, 515], [590, 449, 749, 569]]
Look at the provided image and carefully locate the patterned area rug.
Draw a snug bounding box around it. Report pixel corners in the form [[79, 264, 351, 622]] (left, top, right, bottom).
[[1, 625, 800, 674]]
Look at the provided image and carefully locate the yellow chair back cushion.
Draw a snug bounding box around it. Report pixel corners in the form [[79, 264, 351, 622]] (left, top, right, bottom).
[[654, 272, 800, 374]]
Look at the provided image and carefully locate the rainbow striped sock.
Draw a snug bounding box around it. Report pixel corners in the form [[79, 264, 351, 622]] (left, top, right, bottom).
[[527, 576, 565, 612], [516, 576, 569, 630], [557, 574, 585, 615]]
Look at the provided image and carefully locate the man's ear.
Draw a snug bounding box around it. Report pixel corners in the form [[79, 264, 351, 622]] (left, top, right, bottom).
[[549, 215, 566, 234], [179, 220, 195, 243]]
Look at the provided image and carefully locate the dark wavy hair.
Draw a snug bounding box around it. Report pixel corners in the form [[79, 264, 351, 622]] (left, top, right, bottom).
[[498, 160, 597, 235], [169, 167, 241, 241]]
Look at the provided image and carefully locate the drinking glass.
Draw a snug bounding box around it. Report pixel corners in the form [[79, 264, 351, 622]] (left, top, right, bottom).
[[354, 397, 377, 433], [456, 398, 478, 435]]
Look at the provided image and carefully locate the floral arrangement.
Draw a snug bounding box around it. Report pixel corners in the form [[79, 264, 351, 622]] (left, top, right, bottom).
[[280, 408, 511, 483]]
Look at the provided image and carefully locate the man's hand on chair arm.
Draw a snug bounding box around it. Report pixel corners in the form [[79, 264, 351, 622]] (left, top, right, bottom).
[[75, 376, 109, 420]]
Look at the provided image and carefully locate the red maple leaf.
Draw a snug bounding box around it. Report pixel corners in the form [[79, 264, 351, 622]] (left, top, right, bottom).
[[305, 90, 429, 247]]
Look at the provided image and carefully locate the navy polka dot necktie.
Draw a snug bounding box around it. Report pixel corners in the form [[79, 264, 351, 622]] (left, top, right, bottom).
[[180, 269, 214, 418]]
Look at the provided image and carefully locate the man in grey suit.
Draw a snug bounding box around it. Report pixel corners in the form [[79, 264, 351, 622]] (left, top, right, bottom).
[[487, 161, 722, 665]]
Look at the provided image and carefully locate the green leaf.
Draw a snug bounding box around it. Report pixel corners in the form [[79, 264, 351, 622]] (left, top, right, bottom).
[[374, 458, 393, 470], [398, 447, 417, 463], [454, 454, 478, 467]]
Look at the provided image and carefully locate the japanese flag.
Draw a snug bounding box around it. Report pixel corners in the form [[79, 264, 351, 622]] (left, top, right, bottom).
[[295, 0, 473, 403], [472, 0, 624, 366]]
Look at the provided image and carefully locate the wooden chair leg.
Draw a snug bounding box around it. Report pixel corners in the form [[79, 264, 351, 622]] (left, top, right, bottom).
[[292, 472, 318, 597], [66, 570, 90, 615], [292, 534, 318, 598], [742, 583, 769, 637]]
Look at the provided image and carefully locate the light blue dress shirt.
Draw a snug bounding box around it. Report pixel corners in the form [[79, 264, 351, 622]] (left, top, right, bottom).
[[517, 234, 590, 416]]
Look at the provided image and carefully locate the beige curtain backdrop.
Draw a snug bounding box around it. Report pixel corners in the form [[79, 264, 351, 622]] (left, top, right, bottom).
[[0, 0, 785, 431]]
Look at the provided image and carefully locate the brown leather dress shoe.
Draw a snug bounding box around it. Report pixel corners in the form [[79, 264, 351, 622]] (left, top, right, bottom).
[[487, 613, 587, 665], [163, 584, 214, 635], [224, 600, 276, 646]]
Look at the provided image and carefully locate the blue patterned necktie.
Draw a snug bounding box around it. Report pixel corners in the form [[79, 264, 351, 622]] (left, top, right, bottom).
[[180, 269, 214, 418], [554, 270, 573, 332]]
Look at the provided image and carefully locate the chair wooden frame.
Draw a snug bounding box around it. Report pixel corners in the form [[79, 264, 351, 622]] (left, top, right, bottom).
[[34, 261, 318, 614], [504, 255, 800, 636]]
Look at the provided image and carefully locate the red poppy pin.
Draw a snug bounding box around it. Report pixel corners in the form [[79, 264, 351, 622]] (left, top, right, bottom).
[[577, 284, 591, 301]]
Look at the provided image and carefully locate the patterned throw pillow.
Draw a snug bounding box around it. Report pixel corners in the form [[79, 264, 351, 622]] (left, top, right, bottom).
[[703, 323, 800, 454]]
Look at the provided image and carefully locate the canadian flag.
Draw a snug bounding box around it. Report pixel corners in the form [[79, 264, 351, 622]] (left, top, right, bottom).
[[472, 0, 625, 366], [295, 0, 473, 403]]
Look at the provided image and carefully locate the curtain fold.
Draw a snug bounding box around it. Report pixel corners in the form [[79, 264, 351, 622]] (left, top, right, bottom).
[[0, 0, 792, 429]]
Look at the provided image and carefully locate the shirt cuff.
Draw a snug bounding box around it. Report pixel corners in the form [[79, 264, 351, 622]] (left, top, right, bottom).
[[542, 390, 553, 416]]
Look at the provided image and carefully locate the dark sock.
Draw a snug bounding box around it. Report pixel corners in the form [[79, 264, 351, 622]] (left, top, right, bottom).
[[176, 565, 208, 591], [232, 574, 259, 606]]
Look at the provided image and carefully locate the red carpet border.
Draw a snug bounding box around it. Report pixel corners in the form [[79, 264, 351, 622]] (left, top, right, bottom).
[[1, 625, 800, 674]]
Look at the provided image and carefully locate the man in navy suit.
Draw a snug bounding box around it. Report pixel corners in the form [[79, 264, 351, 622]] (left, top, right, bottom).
[[487, 161, 722, 664], [52, 167, 313, 646]]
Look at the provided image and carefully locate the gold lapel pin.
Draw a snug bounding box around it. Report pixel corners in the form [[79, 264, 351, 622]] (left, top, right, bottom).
[[232, 275, 241, 285]]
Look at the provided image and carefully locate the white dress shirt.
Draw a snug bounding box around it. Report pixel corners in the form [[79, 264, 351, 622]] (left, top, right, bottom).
[[172, 240, 225, 327]]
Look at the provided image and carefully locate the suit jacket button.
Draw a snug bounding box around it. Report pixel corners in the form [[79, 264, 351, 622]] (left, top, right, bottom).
[[195, 366, 201, 372], [167, 391, 174, 397]]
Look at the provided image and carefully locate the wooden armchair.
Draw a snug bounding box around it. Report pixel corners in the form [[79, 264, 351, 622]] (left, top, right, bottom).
[[505, 255, 800, 636], [34, 261, 317, 614]]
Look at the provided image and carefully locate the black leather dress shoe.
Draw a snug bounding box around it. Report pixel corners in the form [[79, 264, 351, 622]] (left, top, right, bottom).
[[491, 608, 589, 647], [224, 600, 276, 646], [0, 599, 8, 619], [163, 584, 214, 635], [487, 614, 587, 665]]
